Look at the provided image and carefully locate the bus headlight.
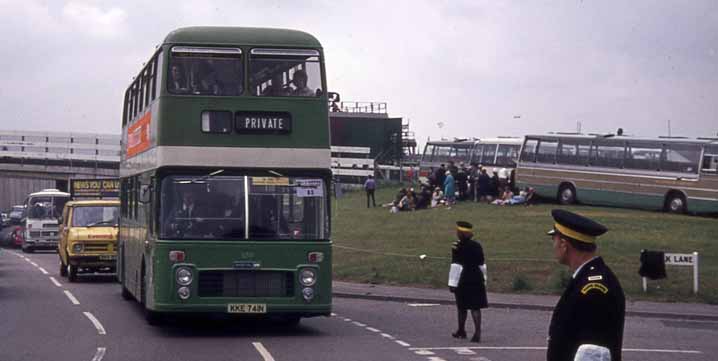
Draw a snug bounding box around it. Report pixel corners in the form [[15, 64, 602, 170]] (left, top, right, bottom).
[[176, 267, 193, 286], [299, 268, 317, 286], [302, 287, 315, 302], [72, 243, 83, 253], [177, 286, 191, 300]]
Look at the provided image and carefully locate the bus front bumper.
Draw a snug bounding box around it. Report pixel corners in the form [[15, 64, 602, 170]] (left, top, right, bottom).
[[150, 302, 331, 317]]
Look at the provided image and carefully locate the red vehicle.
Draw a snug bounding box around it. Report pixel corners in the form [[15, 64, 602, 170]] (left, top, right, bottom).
[[11, 226, 24, 248]]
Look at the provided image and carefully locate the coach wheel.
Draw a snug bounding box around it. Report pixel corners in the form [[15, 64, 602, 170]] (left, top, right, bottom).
[[665, 193, 686, 214], [558, 184, 576, 205]]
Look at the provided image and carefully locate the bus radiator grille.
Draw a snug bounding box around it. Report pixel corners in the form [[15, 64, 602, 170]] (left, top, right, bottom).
[[198, 270, 294, 298]]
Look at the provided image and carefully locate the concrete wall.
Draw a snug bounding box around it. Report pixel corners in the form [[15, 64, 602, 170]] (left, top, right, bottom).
[[0, 176, 55, 211]]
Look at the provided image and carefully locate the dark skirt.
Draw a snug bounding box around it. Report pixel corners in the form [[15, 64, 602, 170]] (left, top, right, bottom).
[[455, 285, 488, 310]]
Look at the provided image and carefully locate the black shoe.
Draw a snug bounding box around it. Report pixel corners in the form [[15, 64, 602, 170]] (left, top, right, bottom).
[[452, 330, 467, 339], [470, 334, 481, 343]]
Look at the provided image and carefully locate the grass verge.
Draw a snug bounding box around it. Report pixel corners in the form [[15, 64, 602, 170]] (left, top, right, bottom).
[[332, 185, 718, 304]]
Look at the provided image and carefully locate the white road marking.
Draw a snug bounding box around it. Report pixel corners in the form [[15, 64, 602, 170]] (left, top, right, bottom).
[[352, 321, 367, 327], [343, 318, 352, 322], [456, 347, 476, 355], [83, 312, 107, 335], [409, 346, 702, 354], [49, 277, 62, 287], [395, 340, 411, 347], [252, 342, 276, 361], [90, 347, 107, 361], [427, 358, 447, 361], [330, 313, 337, 316], [30, 261, 38, 267], [366, 327, 381, 333], [414, 349, 435, 355], [407, 303, 441, 307], [381, 333, 395, 339], [38, 267, 48, 274], [64, 290, 80, 305], [623, 348, 702, 354]]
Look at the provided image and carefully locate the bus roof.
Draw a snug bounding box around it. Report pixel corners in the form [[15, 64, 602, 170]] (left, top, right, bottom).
[[524, 133, 716, 145], [28, 189, 70, 197], [163, 26, 322, 48]]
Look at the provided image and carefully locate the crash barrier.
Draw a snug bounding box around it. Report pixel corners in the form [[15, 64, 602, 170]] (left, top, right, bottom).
[[639, 250, 699, 294]]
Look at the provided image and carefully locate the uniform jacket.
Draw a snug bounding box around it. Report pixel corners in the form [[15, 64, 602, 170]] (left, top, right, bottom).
[[451, 239, 486, 288], [547, 257, 625, 361]]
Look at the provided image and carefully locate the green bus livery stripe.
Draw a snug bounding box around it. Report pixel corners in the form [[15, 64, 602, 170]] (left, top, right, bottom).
[[120, 146, 330, 177], [522, 172, 718, 195]]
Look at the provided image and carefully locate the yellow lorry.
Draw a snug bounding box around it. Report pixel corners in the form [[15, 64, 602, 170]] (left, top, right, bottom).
[[58, 180, 120, 282]]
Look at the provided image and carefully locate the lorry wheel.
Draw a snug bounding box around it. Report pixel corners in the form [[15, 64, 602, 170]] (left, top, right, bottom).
[[67, 264, 78, 282], [60, 261, 67, 277]]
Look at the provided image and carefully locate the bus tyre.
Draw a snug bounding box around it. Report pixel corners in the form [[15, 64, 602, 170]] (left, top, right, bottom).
[[558, 184, 576, 205], [281, 315, 301, 327], [67, 264, 78, 282], [121, 285, 133, 301], [666, 194, 686, 214]]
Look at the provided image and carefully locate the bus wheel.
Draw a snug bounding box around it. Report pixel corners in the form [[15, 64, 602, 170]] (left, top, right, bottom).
[[280, 315, 301, 327], [67, 264, 78, 282], [665, 193, 686, 214], [121, 285, 133, 301], [558, 184, 576, 205]]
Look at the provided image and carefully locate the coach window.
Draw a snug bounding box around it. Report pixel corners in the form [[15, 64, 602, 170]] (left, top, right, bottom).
[[625, 141, 663, 171], [591, 140, 625, 168], [663, 143, 701, 174], [536, 139, 559, 164], [701, 145, 718, 173], [497, 144, 519, 167], [520, 139, 538, 163], [557, 139, 591, 166], [482, 144, 498, 164]]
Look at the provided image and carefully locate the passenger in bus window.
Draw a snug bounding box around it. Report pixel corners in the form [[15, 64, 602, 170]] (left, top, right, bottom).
[[291, 69, 315, 96], [262, 73, 290, 96], [169, 65, 190, 94], [196, 60, 221, 95]]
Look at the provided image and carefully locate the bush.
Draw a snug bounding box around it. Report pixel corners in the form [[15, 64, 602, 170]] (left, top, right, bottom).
[[511, 274, 532, 291], [548, 269, 571, 291]]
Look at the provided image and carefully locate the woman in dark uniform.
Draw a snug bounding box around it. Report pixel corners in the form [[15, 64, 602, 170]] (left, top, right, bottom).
[[450, 221, 488, 342]]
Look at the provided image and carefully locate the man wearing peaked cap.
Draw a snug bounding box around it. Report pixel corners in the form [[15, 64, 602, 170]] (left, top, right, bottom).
[[546, 210, 625, 361], [449, 221, 488, 343]]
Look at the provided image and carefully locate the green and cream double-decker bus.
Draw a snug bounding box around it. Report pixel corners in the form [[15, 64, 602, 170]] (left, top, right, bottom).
[[515, 133, 718, 214], [118, 27, 332, 324]]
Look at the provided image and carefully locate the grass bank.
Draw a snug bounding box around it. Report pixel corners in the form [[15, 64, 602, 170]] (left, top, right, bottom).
[[332, 185, 718, 304]]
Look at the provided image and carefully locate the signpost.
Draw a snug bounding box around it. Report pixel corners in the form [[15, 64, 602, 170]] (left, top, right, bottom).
[[642, 252, 699, 294]]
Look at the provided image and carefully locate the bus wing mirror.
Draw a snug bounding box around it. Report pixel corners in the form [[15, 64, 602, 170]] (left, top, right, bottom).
[[139, 184, 153, 204]]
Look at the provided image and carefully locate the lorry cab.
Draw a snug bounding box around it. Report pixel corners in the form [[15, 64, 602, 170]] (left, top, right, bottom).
[[58, 199, 120, 282]]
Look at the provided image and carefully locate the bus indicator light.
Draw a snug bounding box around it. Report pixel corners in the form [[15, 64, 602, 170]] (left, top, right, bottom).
[[308, 252, 324, 263], [169, 250, 185, 262]]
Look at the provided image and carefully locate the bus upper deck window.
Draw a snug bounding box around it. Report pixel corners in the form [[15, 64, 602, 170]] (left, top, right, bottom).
[[169, 47, 243, 96], [250, 48, 323, 97]]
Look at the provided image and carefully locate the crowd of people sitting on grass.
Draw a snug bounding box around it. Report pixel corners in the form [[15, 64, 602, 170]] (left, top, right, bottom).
[[381, 160, 535, 212]]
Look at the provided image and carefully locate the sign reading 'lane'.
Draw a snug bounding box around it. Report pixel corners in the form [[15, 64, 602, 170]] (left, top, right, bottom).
[[236, 111, 292, 134]]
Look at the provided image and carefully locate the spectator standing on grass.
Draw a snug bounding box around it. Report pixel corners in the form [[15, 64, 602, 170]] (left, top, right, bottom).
[[449, 221, 487, 343], [443, 171, 456, 209], [364, 175, 376, 208], [546, 209, 625, 361]]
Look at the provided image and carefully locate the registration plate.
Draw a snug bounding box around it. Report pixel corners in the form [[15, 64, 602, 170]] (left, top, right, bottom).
[[227, 303, 266, 314], [99, 255, 116, 260]]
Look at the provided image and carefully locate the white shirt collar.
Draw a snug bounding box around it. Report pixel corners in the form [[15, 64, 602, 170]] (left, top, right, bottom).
[[572, 256, 598, 279]]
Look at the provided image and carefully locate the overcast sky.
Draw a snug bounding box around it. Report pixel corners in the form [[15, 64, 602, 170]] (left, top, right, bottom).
[[1, 0, 716, 147]]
